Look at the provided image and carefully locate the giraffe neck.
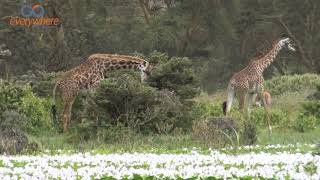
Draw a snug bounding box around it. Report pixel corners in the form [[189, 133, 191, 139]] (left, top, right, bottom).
[[256, 40, 284, 71], [88, 54, 145, 74]]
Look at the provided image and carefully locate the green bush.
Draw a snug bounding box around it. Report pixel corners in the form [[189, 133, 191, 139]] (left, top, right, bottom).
[[0, 81, 52, 135], [294, 114, 317, 132], [293, 84, 320, 132], [265, 74, 320, 96], [191, 101, 224, 120], [250, 108, 291, 128], [102, 123, 135, 144], [240, 120, 257, 145], [146, 51, 200, 104], [0, 80, 26, 111], [20, 87, 52, 134], [90, 72, 186, 134]]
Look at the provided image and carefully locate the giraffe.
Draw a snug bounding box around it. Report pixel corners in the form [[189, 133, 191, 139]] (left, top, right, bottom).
[[51, 54, 153, 133], [223, 36, 295, 133]]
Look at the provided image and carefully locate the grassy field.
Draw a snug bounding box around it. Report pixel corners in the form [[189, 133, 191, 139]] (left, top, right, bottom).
[[28, 127, 320, 155]]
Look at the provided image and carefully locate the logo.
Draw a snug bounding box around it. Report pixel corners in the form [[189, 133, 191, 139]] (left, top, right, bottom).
[[9, 0, 60, 27]]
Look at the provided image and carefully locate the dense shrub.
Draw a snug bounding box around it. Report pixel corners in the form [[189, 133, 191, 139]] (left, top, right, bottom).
[[191, 101, 224, 120], [90, 72, 185, 134], [20, 86, 52, 134], [294, 114, 317, 132], [265, 74, 320, 96], [146, 51, 200, 104], [240, 120, 257, 145], [0, 81, 52, 135], [250, 108, 291, 128], [294, 85, 320, 132]]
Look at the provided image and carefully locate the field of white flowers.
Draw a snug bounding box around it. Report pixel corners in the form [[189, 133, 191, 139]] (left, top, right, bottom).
[[0, 144, 319, 180]]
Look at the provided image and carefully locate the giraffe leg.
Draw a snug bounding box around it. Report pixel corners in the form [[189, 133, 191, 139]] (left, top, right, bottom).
[[61, 95, 76, 133], [225, 87, 235, 115], [238, 92, 245, 113], [246, 92, 255, 119], [258, 88, 272, 134]]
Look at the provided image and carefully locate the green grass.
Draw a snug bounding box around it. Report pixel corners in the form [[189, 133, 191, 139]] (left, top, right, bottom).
[[28, 127, 320, 155], [258, 128, 320, 145]]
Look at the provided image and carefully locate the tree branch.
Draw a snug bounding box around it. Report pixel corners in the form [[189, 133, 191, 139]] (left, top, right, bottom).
[[138, 0, 151, 24]]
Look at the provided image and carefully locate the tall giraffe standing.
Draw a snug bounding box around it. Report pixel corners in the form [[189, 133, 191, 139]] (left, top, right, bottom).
[[52, 54, 153, 133], [224, 37, 295, 133]]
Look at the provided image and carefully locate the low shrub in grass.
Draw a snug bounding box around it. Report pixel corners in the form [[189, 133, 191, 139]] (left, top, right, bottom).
[[250, 108, 291, 128], [190, 101, 224, 120], [265, 73, 320, 96], [294, 85, 320, 132], [294, 114, 317, 132], [192, 114, 257, 147], [192, 117, 238, 147]]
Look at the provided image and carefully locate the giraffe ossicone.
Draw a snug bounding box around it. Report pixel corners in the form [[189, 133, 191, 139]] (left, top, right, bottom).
[[223, 36, 296, 134], [51, 54, 153, 133]]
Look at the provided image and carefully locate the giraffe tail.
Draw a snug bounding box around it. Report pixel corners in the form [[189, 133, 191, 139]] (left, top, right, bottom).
[[51, 82, 59, 125], [225, 85, 235, 116]]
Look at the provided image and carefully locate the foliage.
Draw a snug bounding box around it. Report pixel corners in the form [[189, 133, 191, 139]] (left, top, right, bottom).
[[0, 126, 28, 155], [190, 101, 223, 120], [265, 74, 320, 96], [294, 85, 320, 132], [0, 81, 52, 135], [146, 51, 200, 103], [192, 117, 238, 148], [250, 108, 292, 128], [192, 115, 257, 147], [240, 120, 257, 145], [90, 72, 185, 134], [294, 114, 317, 133], [20, 87, 52, 134]]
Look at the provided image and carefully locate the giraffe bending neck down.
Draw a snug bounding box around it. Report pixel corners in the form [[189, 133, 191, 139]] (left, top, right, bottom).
[[51, 54, 153, 133], [223, 37, 295, 134]]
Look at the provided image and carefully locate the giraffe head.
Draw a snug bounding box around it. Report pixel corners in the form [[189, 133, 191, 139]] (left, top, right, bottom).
[[279, 37, 296, 51], [0, 44, 12, 56], [139, 60, 153, 81]]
